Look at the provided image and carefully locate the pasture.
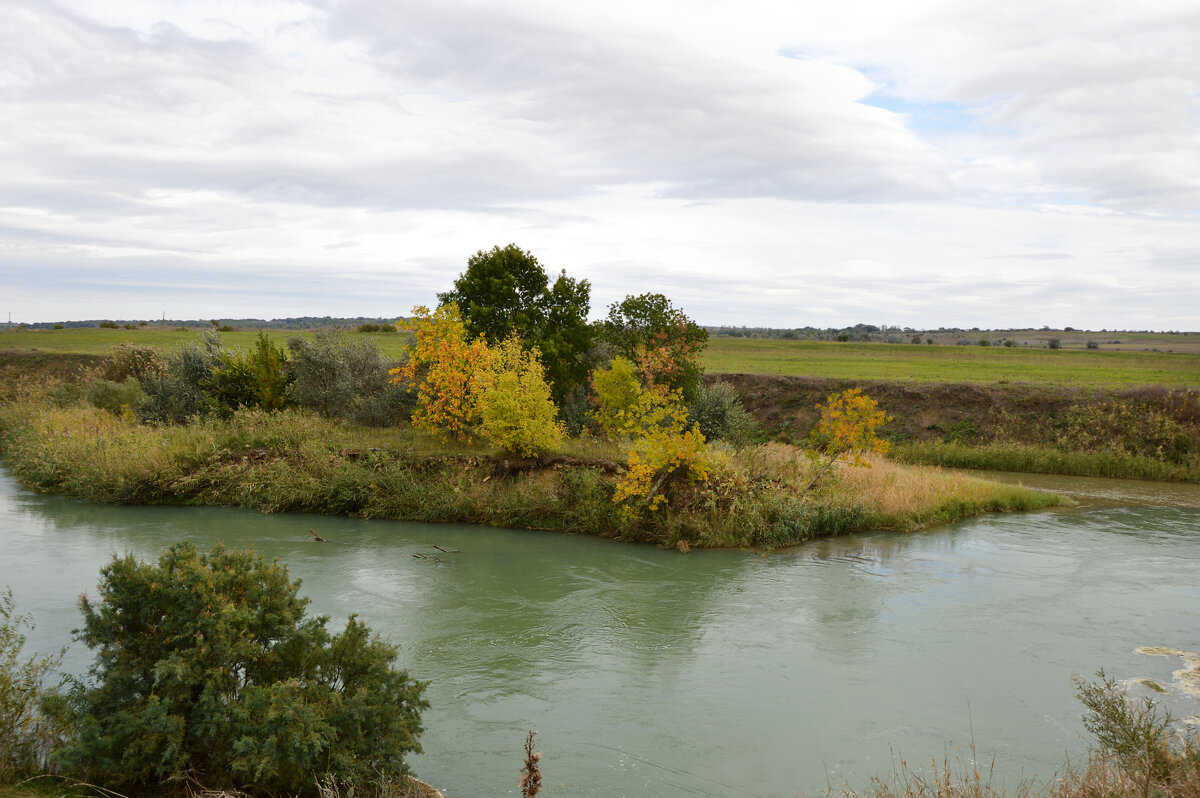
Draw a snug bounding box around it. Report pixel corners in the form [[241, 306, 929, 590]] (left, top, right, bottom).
[[2, 325, 1198, 389]]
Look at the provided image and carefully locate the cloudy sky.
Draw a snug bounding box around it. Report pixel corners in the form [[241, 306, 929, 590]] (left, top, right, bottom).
[[3, 0, 1198, 329]]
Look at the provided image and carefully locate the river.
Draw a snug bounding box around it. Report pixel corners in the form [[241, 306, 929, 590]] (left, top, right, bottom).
[[1, 466, 1197, 798]]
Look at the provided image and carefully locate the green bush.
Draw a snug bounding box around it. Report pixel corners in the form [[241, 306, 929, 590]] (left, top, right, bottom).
[[84, 377, 144, 415], [1074, 670, 1177, 780], [0, 590, 64, 780], [688, 381, 756, 444], [138, 333, 221, 423], [99, 343, 166, 383], [288, 333, 411, 425], [57, 542, 427, 796], [98, 321, 120, 329]]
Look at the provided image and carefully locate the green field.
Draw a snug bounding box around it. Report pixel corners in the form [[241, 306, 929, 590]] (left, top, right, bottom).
[[0, 326, 413, 359], [4, 326, 1199, 389], [702, 338, 1200, 388]]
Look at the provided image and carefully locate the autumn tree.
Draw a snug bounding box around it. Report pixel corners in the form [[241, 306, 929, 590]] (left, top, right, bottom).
[[437, 244, 593, 401], [601, 293, 708, 402], [472, 335, 565, 458], [391, 304, 489, 439], [804, 388, 891, 492], [590, 359, 710, 514]]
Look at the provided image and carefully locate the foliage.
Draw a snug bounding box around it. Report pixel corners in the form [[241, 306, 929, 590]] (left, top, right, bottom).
[[687, 381, 756, 444], [588, 356, 643, 440], [594, 363, 711, 514], [1074, 670, 1175, 780], [137, 332, 222, 424], [56, 542, 427, 796], [518, 731, 543, 798], [288, 333, 410, 425], [805, 388, 892, 492], [84, 378, 144, 416], [392, 304, 491, 440], [98, 344, 165, 383], [472, 336, 565, 458], [437, 244, 594, 400], [202, 333, 293, 416], [0, 591, 64, 781], [601, 293, 708, 401]]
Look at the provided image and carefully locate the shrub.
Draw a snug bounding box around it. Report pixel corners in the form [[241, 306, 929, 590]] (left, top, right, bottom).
[[289, 333, 410, 424], [84, 377, 144, 415], [688, 381, 756, 445], [138, 332, 222, 423], [1086, 340, 1099, 350], [0, 590, 64, 780], [99, 343, 166, 383], [57, 542, 427, 796], [1074, 670, 1177, 781], [52, 323, 64, 330], [98, 321, 119, 329], [1048, 338, 1062, 349], [472, 336, 565, 457]]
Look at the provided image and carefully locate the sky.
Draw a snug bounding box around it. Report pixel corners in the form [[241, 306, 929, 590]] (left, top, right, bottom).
[[2, 0, 1199, 330]]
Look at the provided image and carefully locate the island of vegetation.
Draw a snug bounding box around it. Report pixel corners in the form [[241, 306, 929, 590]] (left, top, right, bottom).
[[0, 244, 1069, 550]]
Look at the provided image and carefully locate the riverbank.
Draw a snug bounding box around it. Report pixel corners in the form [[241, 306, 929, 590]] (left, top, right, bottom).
[[719, 373, 1200, 482], [0, 400, 1064, 549]]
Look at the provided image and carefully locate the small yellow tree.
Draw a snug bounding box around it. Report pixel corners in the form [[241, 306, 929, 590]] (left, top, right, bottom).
[[391, 304, 490, 440], [805, 388, 891, 492], [591, 361, 710, 513], [588, 356, 643, 440], [472, 335, 565, 458]]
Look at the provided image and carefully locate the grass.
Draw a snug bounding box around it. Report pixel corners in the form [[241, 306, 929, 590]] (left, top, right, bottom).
[[893, 441, 1200, 483], [0, 327, 413, 360], [5, 328, 1199, 389], [0, 403, 1065, 550], [703, 339, 1200, 389]]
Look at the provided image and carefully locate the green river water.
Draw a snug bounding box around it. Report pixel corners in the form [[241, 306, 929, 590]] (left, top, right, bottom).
[[1, 467, 1198, 797]]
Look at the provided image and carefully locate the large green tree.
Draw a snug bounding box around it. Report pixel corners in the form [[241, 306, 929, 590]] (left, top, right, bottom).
[[57, 543, 427, 796], [601, 292, 708, 402], [437, 244, 593, 401]]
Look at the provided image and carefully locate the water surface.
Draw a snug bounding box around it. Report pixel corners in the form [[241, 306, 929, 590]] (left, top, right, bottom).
[[1, 468, 1197, 797]]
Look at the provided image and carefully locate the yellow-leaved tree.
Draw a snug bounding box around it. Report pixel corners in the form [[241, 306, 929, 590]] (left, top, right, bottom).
[[390, 304, 490, 440], [804, 387, 891, 492], [591, 358, 710, 514], [472, 335, 565, 458]]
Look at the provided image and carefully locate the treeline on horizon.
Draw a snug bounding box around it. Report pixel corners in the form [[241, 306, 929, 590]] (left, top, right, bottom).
[[4, 318, 1196, 338]]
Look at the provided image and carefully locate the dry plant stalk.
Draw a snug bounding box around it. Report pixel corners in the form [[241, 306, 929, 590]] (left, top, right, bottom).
[[518, 730, 543, 798]]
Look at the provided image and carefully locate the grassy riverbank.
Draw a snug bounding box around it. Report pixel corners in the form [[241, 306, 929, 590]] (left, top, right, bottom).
[[0, 401, 1064, 549], [722, 374, 1200, 482]]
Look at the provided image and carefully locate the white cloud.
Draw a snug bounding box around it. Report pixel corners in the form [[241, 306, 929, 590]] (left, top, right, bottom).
[[0, 0, 1197, 328]]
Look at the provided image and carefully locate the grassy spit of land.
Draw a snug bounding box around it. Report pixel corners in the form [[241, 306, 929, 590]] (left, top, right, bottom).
[[0, 400, 1063, 550], [0, 350, 1063, 549]]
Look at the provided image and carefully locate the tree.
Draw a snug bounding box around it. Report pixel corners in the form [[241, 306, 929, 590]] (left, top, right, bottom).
[[0, 590, 64, 779], [601, 293, 708, 401], [437, 244, 593, 401], [804, 388, 891, 492], [56, 543, 427, 796], [472, 335, 565, 458], [391, 304, 491, 440]]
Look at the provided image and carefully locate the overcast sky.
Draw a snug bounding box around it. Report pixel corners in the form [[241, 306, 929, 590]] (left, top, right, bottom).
[[3, 0, 1198, 329]]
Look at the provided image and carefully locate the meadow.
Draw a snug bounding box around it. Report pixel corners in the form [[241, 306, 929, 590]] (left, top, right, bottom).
[[4, 326, 1198, 389], [702, 337, 1200, 388]]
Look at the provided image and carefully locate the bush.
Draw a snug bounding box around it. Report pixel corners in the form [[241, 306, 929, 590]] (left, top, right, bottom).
[[0, 590, 64, 780], [688, 381, 756, 445], [84, 377, 144, 415], [1073, 670, 1180, 781], [138, 332, 222, 424], [99, 344, 166, 383], [1086, 340, 1099, 349], [288, 333, 411, 424], [98, 321, 119, 329], [1048, 338, 1062, 349], [57, 542, 427, 796]]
